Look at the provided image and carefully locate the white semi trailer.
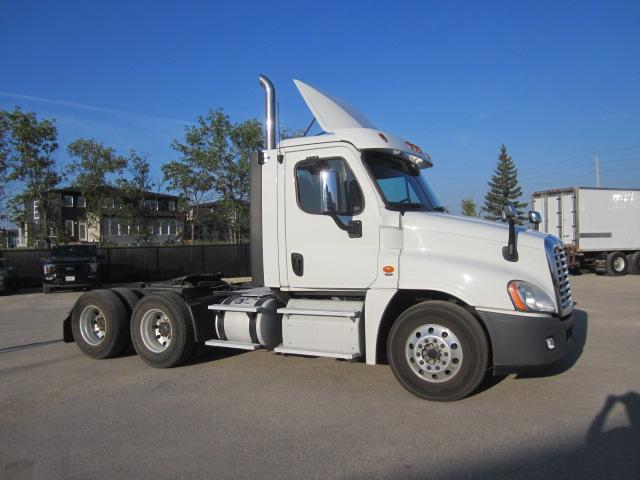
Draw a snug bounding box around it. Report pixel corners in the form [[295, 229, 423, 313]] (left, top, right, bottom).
[[532, 187, 640, 276], [64, 76, 575, 401]]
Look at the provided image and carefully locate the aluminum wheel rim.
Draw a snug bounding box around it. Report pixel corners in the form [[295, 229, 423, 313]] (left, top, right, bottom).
[[405, 324, 463, 383], [79, 305, 107, 346], [140, 309, 172, 353], [613, 257, 625, 272]]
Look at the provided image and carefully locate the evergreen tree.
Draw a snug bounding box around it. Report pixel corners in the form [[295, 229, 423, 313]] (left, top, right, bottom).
[[483, 144, 527, 223], [460, 197, 478, 217]]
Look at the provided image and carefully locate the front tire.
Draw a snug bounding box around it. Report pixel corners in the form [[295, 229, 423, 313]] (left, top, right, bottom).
[[71, 289, 129, 359], [130, 292, 196, 368], [388, 301, 489, 401]]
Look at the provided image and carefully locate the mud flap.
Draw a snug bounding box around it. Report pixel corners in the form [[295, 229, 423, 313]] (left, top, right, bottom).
[[63, 312, 74, 343]]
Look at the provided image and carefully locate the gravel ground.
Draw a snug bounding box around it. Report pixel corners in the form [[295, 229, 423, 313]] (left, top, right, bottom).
[[0, 274, 638, 479]]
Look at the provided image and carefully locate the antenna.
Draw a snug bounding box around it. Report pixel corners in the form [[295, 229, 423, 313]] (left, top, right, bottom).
[[594, 153, 600, 188]]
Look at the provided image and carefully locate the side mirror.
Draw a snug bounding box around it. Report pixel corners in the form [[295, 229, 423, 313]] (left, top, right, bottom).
[[528, 210, 542, 230], [320, 169, 339, 215]]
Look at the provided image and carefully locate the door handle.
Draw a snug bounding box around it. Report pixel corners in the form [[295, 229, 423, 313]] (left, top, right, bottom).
[[291, 253, 304, 277]]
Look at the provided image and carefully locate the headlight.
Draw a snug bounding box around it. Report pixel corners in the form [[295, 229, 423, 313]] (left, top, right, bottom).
[[507, 280, 556, 313], [43, 264, 54, 275], [88, 262, 98, 273]]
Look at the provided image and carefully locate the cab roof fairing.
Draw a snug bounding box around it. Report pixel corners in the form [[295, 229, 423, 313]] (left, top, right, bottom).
[[279, 79, 433, 168]]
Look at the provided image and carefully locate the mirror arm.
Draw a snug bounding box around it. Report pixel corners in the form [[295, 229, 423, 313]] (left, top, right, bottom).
[[502, 218, 519, 262], [329, 214, 362, 238]]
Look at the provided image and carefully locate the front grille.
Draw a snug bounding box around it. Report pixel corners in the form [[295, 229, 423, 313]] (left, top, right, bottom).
[[546, 238, 573, 316], [53, 263, 87, 274]]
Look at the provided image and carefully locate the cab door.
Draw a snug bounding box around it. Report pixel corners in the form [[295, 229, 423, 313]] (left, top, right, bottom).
[[283, 145, 379, 290]]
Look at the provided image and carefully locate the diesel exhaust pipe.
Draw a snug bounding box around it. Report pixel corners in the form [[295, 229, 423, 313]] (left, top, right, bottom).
[[259, 74, 276, 150]]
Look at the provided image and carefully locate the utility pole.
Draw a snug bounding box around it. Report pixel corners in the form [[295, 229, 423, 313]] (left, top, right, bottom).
[[594, 153, 600, 188]]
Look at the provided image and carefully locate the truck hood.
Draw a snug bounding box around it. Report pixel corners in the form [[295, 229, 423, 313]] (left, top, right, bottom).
[[401, 212, 549, 250], [45, 256, 97, 263], [397, 212, 558, 311]]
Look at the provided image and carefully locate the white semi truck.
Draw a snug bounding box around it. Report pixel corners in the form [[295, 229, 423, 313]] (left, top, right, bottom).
[[532, 187, 640, 276], [63, 76, 575, 401]]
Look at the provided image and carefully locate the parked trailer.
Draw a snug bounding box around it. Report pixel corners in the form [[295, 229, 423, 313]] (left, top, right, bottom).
[[64, 76, 576, 402], [532, 187, 640, 275]]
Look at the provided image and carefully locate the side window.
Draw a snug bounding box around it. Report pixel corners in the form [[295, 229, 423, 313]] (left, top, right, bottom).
[[295, 158, 364, 215]]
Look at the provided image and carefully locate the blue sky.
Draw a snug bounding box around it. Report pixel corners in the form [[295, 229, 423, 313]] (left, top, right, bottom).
[[1, 0, 639, 212]]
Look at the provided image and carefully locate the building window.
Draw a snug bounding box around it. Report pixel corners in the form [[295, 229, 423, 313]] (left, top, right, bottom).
[[77, 196, 86, 208], [33, 200, 40, 223], [168, 200, 176, 211], [110, 219, 118, 236], [78, 222, 87, 241], [118, 222, 129, 236], [65, 220, 74, 237], [102, 198, 115, 210], [152, 222, 161, 236], [63, 195, 74, 207], [144, 199, 159, 211]]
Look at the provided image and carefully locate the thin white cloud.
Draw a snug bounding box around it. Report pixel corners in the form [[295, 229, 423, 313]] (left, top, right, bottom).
[[0, 90, 190, 125]]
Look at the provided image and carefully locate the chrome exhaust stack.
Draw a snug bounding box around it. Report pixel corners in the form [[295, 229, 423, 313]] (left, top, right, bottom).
[[258, 74, 276, 150]]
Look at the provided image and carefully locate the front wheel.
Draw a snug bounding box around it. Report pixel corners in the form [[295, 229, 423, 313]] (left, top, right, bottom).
[[388, 301, 489, 401]]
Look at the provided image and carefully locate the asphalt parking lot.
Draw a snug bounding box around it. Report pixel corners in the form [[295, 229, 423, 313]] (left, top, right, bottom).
[[1, 275, 638, 479]]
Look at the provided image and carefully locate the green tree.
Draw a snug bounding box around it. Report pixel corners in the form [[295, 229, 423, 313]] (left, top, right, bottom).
[[0, 111, 10, 228], [164, 109, 227, 242], [483, 144, 527, 223], [0, 111, 10, 203], [3, 108, 61, 246], [67, 139, 127, 243], [461, 197, 478, 217], [279, 126, 305, 140], [117, 151, 155, 244], [218, 118, 263, 243]]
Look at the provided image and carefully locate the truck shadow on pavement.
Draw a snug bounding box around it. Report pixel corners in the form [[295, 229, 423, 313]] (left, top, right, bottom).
[[184, 344, 245, 366], [514, 308, 588, 379], [364, 391, 640, 480]]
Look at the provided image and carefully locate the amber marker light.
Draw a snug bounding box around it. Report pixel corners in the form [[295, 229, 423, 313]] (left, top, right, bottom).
[[507, 281, 527, 311], [383, 265, 395, 274]]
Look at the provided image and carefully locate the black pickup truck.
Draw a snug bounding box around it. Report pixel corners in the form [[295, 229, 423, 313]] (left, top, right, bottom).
[[42, 245, 103, 294]]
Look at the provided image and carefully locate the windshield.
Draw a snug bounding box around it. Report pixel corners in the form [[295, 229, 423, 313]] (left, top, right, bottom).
[[363, 151, 445, 212], [51, 245, 97, 257]]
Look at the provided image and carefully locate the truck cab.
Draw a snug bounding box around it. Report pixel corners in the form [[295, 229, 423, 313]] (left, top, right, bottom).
[[251, 77, 574, 399], [64, 76, 575, 401]]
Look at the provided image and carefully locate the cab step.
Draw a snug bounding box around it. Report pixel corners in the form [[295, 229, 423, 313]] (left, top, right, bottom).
[[274, 346, 359, 360], [204, 339, 260, 350]]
